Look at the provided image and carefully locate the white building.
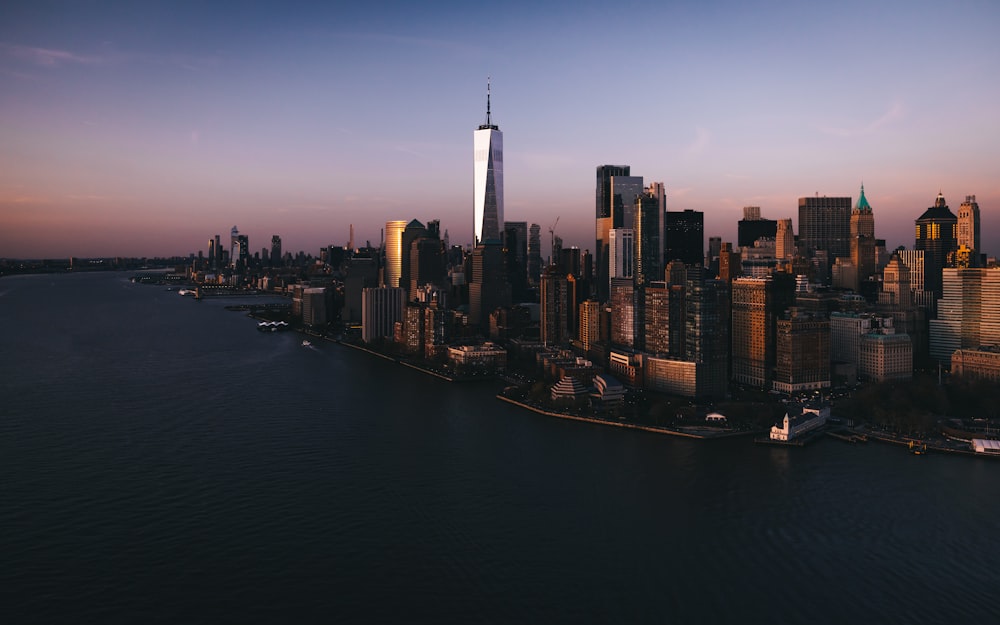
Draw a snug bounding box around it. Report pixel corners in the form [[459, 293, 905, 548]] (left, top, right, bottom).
[[473, 82, 503, 245], [770, 403, 829, 441]]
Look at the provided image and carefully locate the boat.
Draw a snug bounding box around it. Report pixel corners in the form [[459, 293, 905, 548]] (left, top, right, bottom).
[[909, 440, 927, 455], [301, 340, 312, 347]]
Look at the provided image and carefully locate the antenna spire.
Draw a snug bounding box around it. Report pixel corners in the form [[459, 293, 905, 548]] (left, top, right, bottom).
[[486, 77, 492, 126]]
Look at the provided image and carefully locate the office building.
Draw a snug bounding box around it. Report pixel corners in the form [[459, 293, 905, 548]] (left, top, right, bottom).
[[850, 184, 876, 288], [798, 195, 852, 278], [541, 266, 574, 345], [608, 228, 635, 281], [271, 235, 282, 267], [860, 331, 912, 382], [578, 299, 603, 352], [930, 267, 1000, 366], [610, 277, 636, 348], [362, 286, 405, 343], [731, 275, 796, 387], [596, 165, 642, 301], [634, 190, 662, 287], [474, 83, 504, 246], [738, 207, 778, 248], [527, 223, 542, 286], [383, 220, 407, 288], [664, 209, 704, 267], [775, 218, 794, 261], [773, 309, 831, 394], [400, 219, 427, 296], [957, 195, 981, 262], [915, 192, 957, 298], [468, 241, 511, 330]]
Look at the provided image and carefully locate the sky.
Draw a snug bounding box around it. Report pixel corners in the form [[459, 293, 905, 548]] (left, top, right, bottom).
[[2, 0, 998, 259]]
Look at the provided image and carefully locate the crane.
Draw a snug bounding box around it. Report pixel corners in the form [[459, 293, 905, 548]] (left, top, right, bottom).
[[548, 216, 560, 265]]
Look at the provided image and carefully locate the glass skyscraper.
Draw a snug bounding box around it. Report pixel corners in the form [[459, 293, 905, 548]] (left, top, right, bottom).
[[474, 84, 503, 246]]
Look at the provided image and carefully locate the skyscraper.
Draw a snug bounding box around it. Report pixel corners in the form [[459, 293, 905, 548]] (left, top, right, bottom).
[[383, 220, 407, 288], [850, 184, 876, 289], [775, 218, 794, 261], [271, 235, 282, 267], [595, 165, 642, 301], [634, 191, 663, 287], [527, 223, 542, 286], [798, 195, 852, 279], [738, 206, 777, 248], [957, 195, 981, 261], [474, 82, 503, 246], [915, 192, 958, 298], [608, 228, 635, 281], [664, 209, 704, 267]]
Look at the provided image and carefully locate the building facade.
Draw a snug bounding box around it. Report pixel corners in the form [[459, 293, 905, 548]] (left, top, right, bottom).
[[473, 85, 503, 246]]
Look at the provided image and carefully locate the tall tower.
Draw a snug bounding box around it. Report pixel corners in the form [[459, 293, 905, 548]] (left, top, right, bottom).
[[664, 209, 704, 267], [915, 192, 957, 298], [271, 235, 282, 267], [957, 195, 981, 260], [798, 195, 852, 280], [474, 80, 503, 246], [775, 218, 794, 261], [595, 165, 641, 301], [850, 183, 876, 288], [383, 220, 407, 288]]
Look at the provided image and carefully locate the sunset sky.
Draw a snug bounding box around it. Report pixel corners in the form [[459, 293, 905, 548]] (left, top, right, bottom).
[[2, 1, 998, 259]]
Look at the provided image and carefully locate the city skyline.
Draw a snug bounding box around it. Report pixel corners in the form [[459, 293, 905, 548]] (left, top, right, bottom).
[[2, 1, 999, 258]]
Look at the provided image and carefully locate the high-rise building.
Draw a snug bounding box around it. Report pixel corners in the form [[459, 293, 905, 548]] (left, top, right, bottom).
[[400, 219, 427, 297], [271, 235, 282, 267], [957, 195, 981, 261], [595, 165, 641, 301], [468, 241, 511, 330], [775, 218, 794, 261], [362, 286, 405, 343], [881, 254, 912, 308], [773, 309, 831, 394], [730, 275, 796, 387], [850, 184, 876, 289], [578, 299, 603, 352], [798, 195, 852, 279], [915, 192, 958, 298], [527, 223, 542, 286], [474, 83, 503, 246], [541, 266, 571, 345], [409, 235, 445, 296], [610, 277, 636, 349], [207, 238, 216, 271], [929, 267, 1000, 366], [634, 191, 662, 287], [608, 228, 634, 281], [664, 209, 704, 267], [383, 220, 407, 288], [738, 207, 778, 248], [229, 226, 248, 271]]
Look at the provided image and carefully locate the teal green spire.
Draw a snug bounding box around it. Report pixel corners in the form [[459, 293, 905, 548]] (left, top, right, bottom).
[[855, 183, 872, 212]]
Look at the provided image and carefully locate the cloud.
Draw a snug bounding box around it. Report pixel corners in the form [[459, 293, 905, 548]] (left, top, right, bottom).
[[685, 127, 711, 157], [1, 43, 104, 66], [819, 101, 904, 137]]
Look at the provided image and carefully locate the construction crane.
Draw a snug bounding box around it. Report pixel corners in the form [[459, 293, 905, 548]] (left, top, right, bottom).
[[548, 216, 560, 265]]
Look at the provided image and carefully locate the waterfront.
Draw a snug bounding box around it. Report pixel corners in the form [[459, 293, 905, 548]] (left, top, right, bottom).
[[2, 272, 999, 624]]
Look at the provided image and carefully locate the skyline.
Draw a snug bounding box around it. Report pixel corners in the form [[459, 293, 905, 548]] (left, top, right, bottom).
[[2, 1, 999, 258]]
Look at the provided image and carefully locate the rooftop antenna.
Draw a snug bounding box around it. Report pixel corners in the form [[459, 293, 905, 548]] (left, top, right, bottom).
[[486, 76, 492, 126]]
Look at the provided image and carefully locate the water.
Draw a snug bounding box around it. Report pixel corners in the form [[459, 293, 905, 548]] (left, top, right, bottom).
[[1, 272, 998, 624]]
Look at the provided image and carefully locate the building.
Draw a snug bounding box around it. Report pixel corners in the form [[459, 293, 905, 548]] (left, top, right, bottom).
[[859, 331, 912, 382], [541, 266, 574, 345], [527, 223, 542, 286], [270, 235, 282, 267], [773, 309, 831, 394], [738, 206, 777, 248], [798, 195, 852, 279], [730, 275, 796, 387], [849, 184, 876, 289], [578, 299, 603, 352], [361, 286, 405, 343], [915, 192, 958, 298], [400, 219, 427, 296], [952, 347, 1000, 382], [634, 190, 663, 287], [468, 241, 511, 330], [608, 228, 635, 283], [930, 267, 1000, 366], [383, 220, 407, 288], [229, 226, 249, 270], [448, 342, 507, 374], [775, 218, 794, 261], [473, 83, 503, 246], [302, 287, 328, 328], [610, 277, 636, 349], [770, 403, 829, 441], [664, 209, 704, 267], [592, 374, 625, 407], [956, 195, 981, 262], [595, 165, 642, 301], [409, 235, 445, 296], [880, 254, 912, 308]]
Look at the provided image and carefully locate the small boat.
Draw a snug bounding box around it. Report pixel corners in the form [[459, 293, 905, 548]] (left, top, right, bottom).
[[908, 440, 927, 455], [302, 340, 312, 347]]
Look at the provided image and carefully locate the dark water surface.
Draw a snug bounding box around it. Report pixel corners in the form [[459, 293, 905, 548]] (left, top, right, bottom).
[[1, 272, 997, 624]]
